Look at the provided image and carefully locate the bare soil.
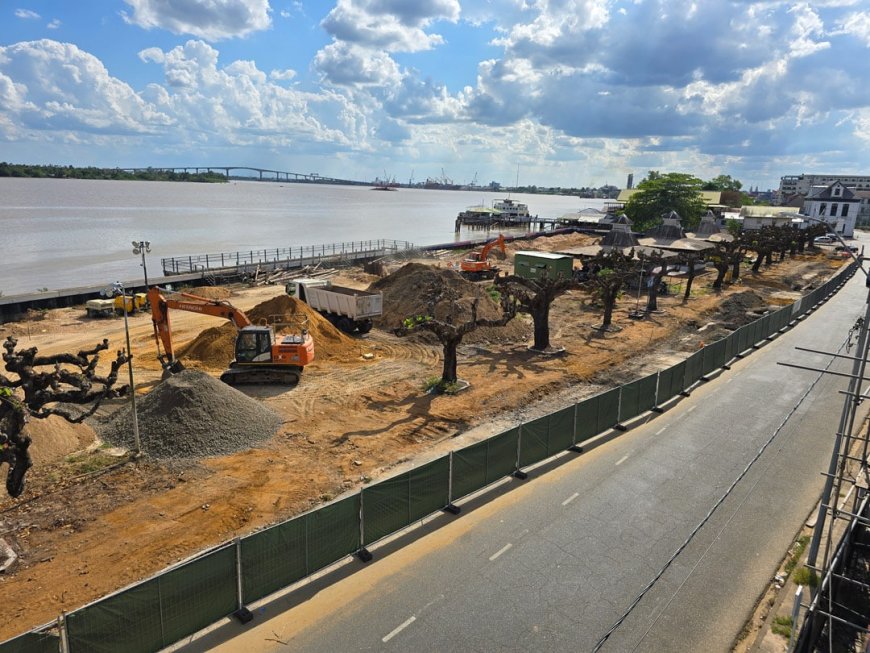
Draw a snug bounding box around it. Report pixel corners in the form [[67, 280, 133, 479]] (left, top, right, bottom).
[[0, 237, 846, 639]]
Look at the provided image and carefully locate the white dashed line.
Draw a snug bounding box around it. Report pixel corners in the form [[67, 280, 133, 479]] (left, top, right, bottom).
[[725, 377, 733, 384], [615, 455, 629, 466], [489, 543, 513, 561], [562, 492, 579, 505], [656, 427, 667, 435], [382, 616, 416, 643], [687, 405, 696, 413]]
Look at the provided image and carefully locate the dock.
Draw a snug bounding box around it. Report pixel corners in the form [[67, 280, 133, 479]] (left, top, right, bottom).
[[454, 214, 588, 232]]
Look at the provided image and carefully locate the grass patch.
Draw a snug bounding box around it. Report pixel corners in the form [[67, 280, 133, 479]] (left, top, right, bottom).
[[772, 615, 792, 639], [792, 566, 819, 588], [63, 451, 121, 476], [424, 377, 463, 395], [785, 534, 811, 575]]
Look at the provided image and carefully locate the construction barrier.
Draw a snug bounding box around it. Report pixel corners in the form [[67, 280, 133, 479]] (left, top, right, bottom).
[[0, 259, 858, 653]]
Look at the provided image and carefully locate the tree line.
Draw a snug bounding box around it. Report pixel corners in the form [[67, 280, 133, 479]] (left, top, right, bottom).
[[0, 162, 227, 183]]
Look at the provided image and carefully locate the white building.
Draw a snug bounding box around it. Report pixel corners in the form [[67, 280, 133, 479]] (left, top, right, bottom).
[[801, 182, 859, 237], [779, 173, 870, 200]]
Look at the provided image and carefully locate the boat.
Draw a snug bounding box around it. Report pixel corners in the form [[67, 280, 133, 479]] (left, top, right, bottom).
[[491, 197, 530, 220], [371, 177, 398, 191]]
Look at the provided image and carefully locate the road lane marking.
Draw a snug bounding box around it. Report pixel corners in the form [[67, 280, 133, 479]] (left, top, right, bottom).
[[382, 616, 416, 643], [725, 377, 733, 384], [656, 427, 667, 435], [489, 543, 513, 561], [562, 492, 579, 505], [615, 455, 629, 466], [687, 405, 696, 413]]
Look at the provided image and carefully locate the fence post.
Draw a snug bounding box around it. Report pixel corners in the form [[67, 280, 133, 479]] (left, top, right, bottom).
[[234, 537, 243, 609], [357, 492, 372, 562], [615, 386, 627, 430], [59, 612, 69, 653], [652, 372, 664, 413], [788, 586, 803, 651], [514, 424, 527, 479]]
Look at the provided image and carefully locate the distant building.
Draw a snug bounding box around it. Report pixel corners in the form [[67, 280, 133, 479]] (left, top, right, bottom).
[[801, 181, 859, 237], [626, 173, 634, 190], [739, 206, 800, 230], [778, 174, 870, 203]]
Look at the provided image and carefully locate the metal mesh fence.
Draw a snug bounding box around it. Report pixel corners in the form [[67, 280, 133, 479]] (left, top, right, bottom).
[[0, 631, 60, 653]]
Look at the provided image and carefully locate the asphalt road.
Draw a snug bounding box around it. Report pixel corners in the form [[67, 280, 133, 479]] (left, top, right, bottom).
[[183, 257, 867, 653]]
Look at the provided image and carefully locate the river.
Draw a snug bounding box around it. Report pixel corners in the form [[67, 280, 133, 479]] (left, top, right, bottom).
[[0, 178, 607, 295]]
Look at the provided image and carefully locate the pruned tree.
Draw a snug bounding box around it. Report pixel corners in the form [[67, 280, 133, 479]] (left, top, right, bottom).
[[678, 250, 702, 301], [706, 239, 744, 291], [580, 249, 637, 329], [396, 281, 517, 392], [639, 249, 669, 313], [494, 272, 576, 351], [1, 336, 129, 497]]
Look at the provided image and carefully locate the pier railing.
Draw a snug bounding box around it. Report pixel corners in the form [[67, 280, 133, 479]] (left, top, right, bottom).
[[160, 239, 416, 276]]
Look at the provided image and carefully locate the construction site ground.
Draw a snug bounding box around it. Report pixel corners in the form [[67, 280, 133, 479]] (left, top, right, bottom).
[[0, 234, 851, 641]]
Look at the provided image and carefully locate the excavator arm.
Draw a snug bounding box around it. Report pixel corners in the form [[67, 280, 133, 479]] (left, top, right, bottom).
[[479, 234, 506, 261], [147, 287, 252, 370]]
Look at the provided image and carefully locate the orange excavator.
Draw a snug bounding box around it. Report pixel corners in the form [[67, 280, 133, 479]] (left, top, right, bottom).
[[459, 234, 506, 280], [147, 287, 314, 385]]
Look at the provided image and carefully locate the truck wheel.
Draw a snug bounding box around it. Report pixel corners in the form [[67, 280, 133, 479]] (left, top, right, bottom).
[[337, 316, 354, 333], [357, 320, 373, 334]]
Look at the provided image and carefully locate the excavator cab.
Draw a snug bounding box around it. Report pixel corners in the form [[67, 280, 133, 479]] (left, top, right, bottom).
[[235, 327, 274, 363], [460, 234, 506, 281]]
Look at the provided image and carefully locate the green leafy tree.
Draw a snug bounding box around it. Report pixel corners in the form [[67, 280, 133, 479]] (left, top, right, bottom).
[[703, 174, 742, 191], [624, 173, 707, 231], [580, 250, 637, 329]]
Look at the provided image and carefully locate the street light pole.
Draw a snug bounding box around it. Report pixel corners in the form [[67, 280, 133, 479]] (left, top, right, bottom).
[[132, 241, 151, 289], [107, 281, 142, 456]]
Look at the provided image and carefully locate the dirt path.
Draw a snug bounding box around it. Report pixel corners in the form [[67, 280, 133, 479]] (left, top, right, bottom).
[[0, 243, 847, 639]]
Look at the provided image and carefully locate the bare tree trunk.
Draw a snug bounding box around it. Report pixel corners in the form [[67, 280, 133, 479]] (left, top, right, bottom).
[[683, 264, 696, 301], [531, 302, 551, 350], [602, 288, 617, 328], [731, 257, 741, 281], [712, 264, 728, 290], [752, 254, 764, 272], [440, 337, 460, 385]]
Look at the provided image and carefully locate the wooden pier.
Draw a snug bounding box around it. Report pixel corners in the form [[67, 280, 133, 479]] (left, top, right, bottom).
[[454, 214, 585, 232], [160, 239, 415, 279]]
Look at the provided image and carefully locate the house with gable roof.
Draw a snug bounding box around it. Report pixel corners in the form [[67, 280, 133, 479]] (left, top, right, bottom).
[[801, 181, 859, 237]]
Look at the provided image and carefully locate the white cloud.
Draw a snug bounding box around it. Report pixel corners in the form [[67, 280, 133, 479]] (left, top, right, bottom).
[[121, 0, 272, 41], [314, 42, 402, 86], [47, 19, 61, 29], [269, 68, 296, 81], [0, 40, 171, 135], [835, 10, 870, 46], [14, 8, 40, 19], [320, 0, 459, 52]]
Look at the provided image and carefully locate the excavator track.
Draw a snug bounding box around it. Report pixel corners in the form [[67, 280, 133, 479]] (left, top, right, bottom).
[[219, 365, 302, 386]]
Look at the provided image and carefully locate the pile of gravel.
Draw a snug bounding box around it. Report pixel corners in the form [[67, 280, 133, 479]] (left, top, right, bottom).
[[99, 369, 282, 459]]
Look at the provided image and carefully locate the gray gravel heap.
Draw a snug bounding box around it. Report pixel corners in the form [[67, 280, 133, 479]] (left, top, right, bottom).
[[99, 369, 282, 459]]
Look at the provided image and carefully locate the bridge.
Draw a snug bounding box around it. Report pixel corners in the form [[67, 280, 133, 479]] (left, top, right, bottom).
[[116, 166, 365, 185]]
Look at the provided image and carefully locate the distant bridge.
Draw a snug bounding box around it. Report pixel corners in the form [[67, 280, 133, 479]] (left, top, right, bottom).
[[116, 166, 365, 185]]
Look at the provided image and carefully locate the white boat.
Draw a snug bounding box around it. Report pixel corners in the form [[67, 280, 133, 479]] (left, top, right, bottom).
[[492, 198, 530, 220]]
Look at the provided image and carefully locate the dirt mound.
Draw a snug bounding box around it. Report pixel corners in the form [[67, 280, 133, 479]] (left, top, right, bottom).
[[188, 286, 232, 300], [369, 262, 529, 344], [98, 369, 281, 459], [178, 295, 359, 367], [716, 290, 768, 326], [24, 416, 96, 465]]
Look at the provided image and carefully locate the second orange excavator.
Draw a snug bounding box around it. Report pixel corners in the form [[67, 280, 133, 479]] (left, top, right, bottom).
[[147, 287, 314, 385], [459, 234, 507, 281]]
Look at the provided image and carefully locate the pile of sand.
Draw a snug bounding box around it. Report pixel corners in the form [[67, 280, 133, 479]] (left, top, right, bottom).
[[178, 295, 359, 368], [188, 286, 232, 300], [369, 263, 529, 344], [24, 416, 96, 465], [716, 290, 768, 326], [98, 369, 281, 459]]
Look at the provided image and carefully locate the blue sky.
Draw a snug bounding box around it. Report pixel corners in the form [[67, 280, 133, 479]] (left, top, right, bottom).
[[1, 0, 869, 190]]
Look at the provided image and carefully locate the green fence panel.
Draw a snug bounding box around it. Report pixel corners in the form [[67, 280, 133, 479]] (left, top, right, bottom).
[[241, 516, 306, 604], [159, 546, 237, 647], [656, 366, 677, 405], [519, 415, 549, 468], [363, 473, 411, 545], [486, 427, 519, 483], [409, 456, 450, 522], [683, 350, 704, 389], [724, 330, 739, 361], [596, 388, 620, 433], [791, 297, 804, 318], [701, 339, 726, 376], [66, 579, 162, 653], [0, 632, 59, 653], [451, 440, 488, 500], [575, 396, 599, 443], [307, 495, 361, 572], [619, 378, 640, 423], [637, 372, 658, 413], [749, 318, 763, 347], [759, 314, 772, 339], [777, 306, 791, 331], [548, 406, 575, 454], [736, 324, 751, 354]]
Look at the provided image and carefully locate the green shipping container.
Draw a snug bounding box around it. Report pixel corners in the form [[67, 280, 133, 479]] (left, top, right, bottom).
[[513, 251, 574, 281]]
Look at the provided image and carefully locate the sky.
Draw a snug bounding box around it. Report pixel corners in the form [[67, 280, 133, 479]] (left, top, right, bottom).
[[1, 1, 869, 190]]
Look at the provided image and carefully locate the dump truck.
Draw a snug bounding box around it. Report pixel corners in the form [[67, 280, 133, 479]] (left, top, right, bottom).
[[286, 278, 382, 334]]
